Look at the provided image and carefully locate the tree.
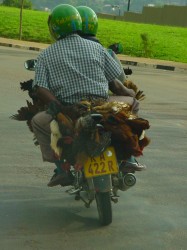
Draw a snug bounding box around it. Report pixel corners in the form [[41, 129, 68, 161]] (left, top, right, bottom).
[[19, 0, 24, 40], [2, 0, 32, 40], [2, 0, 32, 9]]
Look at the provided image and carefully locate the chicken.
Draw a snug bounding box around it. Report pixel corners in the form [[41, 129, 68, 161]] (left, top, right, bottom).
[[123, 79, 146, 101], [10, 80, 46, 133], [50, 119, 63, 159], [90, 101, 150, 160], [10, 100, 43, 134], [20, 79, 35, 100], [102, 115, 150, 159]]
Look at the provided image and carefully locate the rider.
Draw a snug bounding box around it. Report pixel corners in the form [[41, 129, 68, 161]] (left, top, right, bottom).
[[76, 5, 126, 84], [76, 6, 146, 171], [31, 4, 144, 188]]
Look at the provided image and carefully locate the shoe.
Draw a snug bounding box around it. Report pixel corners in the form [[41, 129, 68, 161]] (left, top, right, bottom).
[[124, 160, 146, 171], [47, 171, 74, 187], [120, 159, 146, 172]]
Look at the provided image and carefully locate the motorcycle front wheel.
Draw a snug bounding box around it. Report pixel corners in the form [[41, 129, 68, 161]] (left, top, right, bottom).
[[95, 192, 112, 226]]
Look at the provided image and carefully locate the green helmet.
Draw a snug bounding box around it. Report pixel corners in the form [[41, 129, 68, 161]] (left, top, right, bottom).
[[76, 6, 98, 36], [48, 4, 82, 40]]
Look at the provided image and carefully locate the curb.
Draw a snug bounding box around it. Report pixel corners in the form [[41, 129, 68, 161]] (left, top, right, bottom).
[[1, 41, 187, 72], [120, 59, 186, 72], [0, 42, 45, 51]]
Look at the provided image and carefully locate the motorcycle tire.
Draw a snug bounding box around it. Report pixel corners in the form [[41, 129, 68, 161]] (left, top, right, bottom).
[[95, 192, 112, 226]]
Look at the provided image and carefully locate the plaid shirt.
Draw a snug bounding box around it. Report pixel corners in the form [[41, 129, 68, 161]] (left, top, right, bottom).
[[33, 34, 122, 104]]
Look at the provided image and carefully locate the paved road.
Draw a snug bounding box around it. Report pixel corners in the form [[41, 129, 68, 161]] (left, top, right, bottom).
[[0, 46, 187, 250]]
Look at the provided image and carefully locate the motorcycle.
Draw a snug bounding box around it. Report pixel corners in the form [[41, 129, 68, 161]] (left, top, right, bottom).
[[12, 59, 149, 226]]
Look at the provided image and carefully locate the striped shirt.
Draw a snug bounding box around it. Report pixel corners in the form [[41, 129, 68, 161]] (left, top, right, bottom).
[[33, 34, 122, 104]]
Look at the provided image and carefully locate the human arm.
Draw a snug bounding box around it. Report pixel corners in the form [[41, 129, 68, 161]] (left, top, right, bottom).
[[35, 86, 70, 113], [34, 86, 60, 105], [107, 49, 127, 83], [103, 48, 133, 96], [109, 79, 136, 97]]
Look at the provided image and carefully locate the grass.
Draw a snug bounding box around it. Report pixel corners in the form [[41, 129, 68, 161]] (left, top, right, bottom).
[[0, 6, 187, 63], [0, 7, 50, 43], [98, 19, 187, 63]]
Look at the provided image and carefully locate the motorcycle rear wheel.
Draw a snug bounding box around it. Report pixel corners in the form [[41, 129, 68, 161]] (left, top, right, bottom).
[[95, 192, 112, 226]]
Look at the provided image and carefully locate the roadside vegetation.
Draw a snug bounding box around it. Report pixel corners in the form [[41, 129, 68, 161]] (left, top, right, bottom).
[[0, 6, 187, 63]]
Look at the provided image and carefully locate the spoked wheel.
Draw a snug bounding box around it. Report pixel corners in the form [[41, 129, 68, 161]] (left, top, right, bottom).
[[95, 192, 112, 226]]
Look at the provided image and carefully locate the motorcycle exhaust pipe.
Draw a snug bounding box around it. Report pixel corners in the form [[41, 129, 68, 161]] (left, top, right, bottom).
[[119, 173, 136, 191]]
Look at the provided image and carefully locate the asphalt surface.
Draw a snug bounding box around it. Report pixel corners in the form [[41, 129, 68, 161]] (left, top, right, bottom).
[[0, 45, 187, 250], [0, 37, 187, 72]]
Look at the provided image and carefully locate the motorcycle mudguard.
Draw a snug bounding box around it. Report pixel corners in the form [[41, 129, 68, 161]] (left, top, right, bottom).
[[92, 175, 112, 193]]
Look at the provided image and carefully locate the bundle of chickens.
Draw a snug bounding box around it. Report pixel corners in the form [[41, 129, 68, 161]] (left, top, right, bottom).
[[48, 100, 150, 167], [10, 79, 150, 166]]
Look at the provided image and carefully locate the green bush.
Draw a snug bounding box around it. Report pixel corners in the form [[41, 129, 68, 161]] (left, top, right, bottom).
[[140, 33, 154, 58]]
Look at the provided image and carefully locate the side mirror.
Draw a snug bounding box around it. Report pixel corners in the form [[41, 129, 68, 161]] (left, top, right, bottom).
[[24, 59, 37, 71]]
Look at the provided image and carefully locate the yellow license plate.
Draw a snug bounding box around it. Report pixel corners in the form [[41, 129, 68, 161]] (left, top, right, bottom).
[[84, 147, 118, 178]]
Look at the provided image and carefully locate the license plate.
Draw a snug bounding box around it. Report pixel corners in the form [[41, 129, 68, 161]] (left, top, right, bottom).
[[84, 147, 118, 178]]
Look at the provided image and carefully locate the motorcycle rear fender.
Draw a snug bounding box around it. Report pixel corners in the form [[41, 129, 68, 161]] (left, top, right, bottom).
[[92, 175, 112, 193]]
